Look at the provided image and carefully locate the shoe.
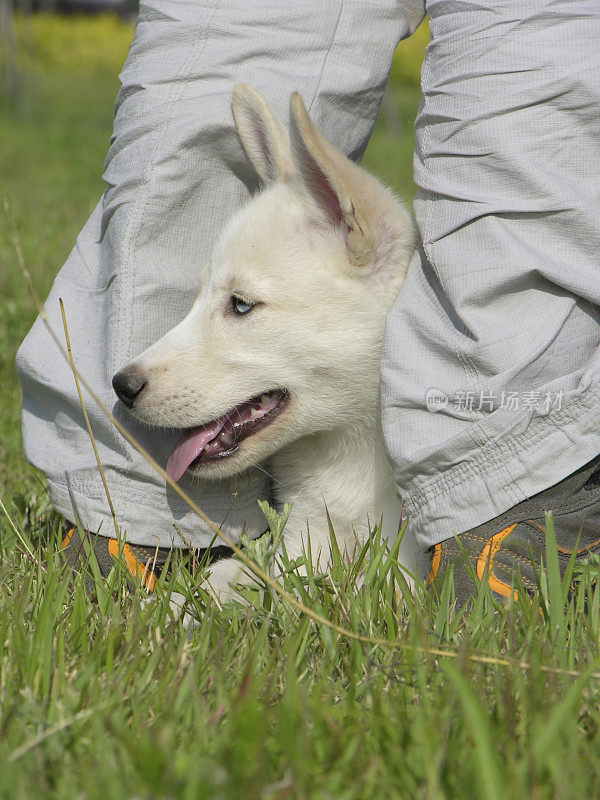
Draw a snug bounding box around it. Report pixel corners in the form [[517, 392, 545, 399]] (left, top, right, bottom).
[[427, 454, 600, 607], [59, 526, 175, 592], [59, 526, 234, 595]]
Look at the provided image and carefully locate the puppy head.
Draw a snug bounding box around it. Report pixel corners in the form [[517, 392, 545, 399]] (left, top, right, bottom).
[[113, 85, 415, 480]]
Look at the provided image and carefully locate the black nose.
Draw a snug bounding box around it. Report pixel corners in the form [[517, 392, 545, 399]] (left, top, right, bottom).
[[112, 368, 146, 409]]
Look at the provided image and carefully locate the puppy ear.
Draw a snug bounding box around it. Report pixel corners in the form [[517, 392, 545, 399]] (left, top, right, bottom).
[[232, 84, 294, 184], [289, 92, 375, 271]]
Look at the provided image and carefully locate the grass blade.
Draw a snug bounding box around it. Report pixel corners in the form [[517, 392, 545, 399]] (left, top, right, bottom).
[[444, 662, 505, 800]]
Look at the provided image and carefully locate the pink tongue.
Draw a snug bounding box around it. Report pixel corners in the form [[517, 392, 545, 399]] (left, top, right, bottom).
[[166, 420, 226, 482]]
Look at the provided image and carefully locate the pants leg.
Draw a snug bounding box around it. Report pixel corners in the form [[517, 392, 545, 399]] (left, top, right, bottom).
[[17, 0, 421, 548], [382, 0, 600, 548]]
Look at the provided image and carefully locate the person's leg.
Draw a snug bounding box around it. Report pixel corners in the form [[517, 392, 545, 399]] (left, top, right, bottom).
[[381, 0, 600, 589], [17, 1, 422, 554]]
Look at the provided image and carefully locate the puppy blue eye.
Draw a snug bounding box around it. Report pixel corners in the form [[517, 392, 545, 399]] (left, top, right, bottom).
[[232, 296, 255, 315]]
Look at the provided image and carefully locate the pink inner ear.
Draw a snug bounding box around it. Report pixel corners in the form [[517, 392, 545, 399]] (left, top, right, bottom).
[[298, 139, 345, 229], [248, 106, 277, 180]]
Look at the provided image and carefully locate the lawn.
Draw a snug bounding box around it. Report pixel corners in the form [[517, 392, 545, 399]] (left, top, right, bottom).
[[1, 13, 600, 800]]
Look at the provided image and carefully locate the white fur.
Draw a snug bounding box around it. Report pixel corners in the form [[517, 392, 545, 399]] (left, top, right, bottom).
[[115, 85, 423, 599]]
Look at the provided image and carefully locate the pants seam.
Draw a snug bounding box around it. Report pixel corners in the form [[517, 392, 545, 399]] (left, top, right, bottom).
[[306, 2, 343, 115]]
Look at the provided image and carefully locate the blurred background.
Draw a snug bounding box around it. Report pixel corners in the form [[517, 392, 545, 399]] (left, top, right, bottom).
[[0, 1, 428, 506]]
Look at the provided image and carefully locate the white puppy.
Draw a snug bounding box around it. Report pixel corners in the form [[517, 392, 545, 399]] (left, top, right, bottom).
[[112, 85, 422, 597]]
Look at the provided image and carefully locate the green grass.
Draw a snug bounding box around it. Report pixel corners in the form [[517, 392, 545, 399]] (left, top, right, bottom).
[[2, 13, 600, 800]]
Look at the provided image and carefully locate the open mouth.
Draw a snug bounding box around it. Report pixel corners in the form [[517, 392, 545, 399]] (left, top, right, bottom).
[[166, 389, 289, 481]]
